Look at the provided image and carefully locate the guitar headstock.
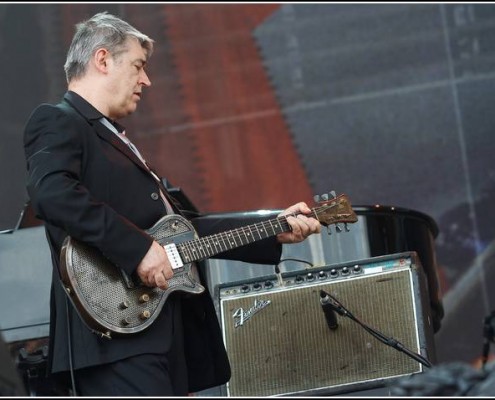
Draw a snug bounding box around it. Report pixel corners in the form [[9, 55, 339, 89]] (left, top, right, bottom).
[[312, 192, 358, 227]]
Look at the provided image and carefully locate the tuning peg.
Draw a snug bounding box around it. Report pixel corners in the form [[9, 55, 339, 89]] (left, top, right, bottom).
[[314, 194, 321, 203], [344, 223, 350, 232], [330, 190, 337, 198], [326, 226, 332, 235], [335, 223, 343, 233], [321, 193, 329, 201]]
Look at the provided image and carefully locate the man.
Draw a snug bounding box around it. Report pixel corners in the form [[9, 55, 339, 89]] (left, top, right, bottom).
[[23, 11, 321, 396]]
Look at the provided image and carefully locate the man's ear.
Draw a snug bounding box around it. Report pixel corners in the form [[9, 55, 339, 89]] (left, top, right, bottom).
[[94, 48, 110, 73]]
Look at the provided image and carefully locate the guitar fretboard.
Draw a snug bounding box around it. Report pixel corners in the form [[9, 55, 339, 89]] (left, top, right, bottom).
[[174, 196, 355, 264], [177, 216, 291, 263]]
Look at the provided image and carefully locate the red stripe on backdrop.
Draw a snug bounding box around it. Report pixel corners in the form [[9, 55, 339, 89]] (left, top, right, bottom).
[[155, 4, 314, 212]]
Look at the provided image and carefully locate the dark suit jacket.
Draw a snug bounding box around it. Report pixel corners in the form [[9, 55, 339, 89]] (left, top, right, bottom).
[[24, 91, 282, 392]]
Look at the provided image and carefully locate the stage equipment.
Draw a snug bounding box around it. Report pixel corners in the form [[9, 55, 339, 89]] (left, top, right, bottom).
[[0, 226, 51, 343], [0, 225, 66, 395], [217, 251, 436, 397], [0, 333, 26, 396], [202, 204, 443, 333]]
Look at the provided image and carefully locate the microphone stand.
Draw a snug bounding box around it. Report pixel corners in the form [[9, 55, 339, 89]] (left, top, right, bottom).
[[320, 290, 432, 368]]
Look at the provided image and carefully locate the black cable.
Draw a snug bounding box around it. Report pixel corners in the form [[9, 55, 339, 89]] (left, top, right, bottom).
[[275, 258, 314, 272], [321, 289, 432, 368], [274, 259, 313, 287]]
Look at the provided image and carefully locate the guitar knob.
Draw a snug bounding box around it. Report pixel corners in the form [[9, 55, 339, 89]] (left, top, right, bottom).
[[122, 317, 132, 326], [120, 301, 130, 309], [139, 310, 151, 320], [139, 294, 150, 303]]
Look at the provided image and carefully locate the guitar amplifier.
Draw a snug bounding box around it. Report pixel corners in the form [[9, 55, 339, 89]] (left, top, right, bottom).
[[217, 251, 436, 397]]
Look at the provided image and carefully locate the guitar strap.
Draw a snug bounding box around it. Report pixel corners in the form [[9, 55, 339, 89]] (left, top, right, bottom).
[[150, 167, 187, 216]]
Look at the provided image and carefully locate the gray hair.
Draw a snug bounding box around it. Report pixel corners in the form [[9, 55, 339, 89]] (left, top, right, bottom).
[[64, 11, 154, 83]]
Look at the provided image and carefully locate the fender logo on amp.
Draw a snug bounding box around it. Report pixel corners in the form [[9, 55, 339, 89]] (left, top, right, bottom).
[[232, 299, 271, 328]]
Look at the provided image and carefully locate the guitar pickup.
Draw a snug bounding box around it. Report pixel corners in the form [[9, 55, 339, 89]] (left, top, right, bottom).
[[164, 243, 184, 270]]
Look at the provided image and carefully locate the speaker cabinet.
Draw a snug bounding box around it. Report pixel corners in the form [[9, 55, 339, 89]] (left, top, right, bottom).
[[217, 252, 436, 397]]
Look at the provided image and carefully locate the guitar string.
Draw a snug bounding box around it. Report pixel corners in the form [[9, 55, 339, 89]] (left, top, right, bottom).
[[176, 202, 348, 262], [180, 204, 336, 255]]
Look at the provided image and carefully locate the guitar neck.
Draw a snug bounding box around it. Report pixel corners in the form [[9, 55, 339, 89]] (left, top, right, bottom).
[[177, 215, 293, 264], [174, 194, 357, 265]]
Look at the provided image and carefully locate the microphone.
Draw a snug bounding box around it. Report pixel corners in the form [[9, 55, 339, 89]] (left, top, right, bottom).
[[319, 290, 338, 330]]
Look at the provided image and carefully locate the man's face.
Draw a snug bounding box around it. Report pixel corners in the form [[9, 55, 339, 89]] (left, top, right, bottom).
[[106, 37, 151, 120]]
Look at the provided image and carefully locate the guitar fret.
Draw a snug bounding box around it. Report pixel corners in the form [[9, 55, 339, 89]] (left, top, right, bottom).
[[211, 235, 223, 254], [240, 226, 252, 244], [178, 243, 191, 262], [226, 231, 238, 248], [278, 217, 290, 232], [268, 220, 275, 233], [192, 240, 204, 259], [204, 238, 212, 257], [235, 228, 244, 246], [202, 237, 214, 258], [218, 232, 229, 253], [196, 238, 208, 258], [181, 242, 192, 262], [188, 241, 199, 258], [267, 219, 282, 235], [249, 224, 259, 240], [255, 222, 267, 239]]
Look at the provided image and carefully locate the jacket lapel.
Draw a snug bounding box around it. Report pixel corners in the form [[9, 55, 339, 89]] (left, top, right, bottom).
[[62, 91, 152, 177]]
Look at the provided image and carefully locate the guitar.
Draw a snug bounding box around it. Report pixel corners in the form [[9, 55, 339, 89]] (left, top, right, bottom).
[[60, 193, 358, 338]]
